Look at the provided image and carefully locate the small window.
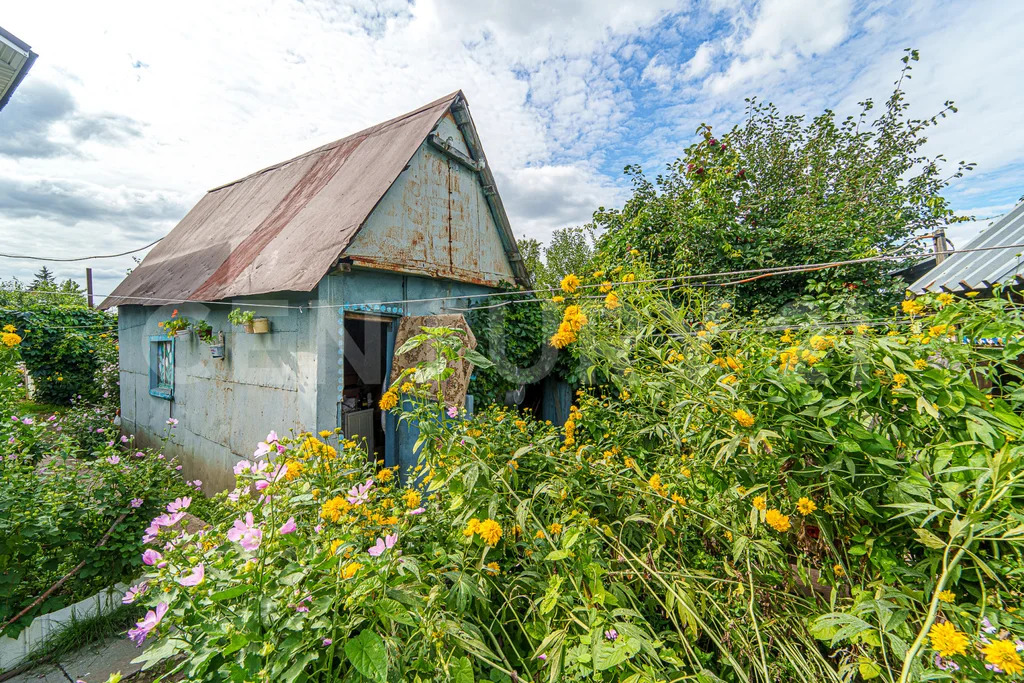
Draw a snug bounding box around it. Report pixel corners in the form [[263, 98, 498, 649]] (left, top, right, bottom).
[[149, 335, 174, 399]]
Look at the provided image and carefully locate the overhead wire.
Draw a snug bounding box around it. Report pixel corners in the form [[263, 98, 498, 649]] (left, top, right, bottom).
[[0, 238, 163, 262]]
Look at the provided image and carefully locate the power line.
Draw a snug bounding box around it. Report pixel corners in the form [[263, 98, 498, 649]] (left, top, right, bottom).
[[0, 238, 162, 262]]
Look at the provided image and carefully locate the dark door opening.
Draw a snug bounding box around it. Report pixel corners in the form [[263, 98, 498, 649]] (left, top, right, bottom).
[[341, 314, 389, 461]]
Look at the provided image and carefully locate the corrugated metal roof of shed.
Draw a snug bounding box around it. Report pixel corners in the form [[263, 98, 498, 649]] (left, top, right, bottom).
[[101, 91, 524, 309], [910, 199, 1024, 294]]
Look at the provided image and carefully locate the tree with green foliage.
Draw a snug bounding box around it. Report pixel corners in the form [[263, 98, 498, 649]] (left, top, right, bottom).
[[543, 226, 595, 289], [594, 50, 974, 317], [30, 266, 55, 290]]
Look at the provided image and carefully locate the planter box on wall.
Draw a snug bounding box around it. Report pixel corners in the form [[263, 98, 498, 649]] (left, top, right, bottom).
[[0, 583, 129, 672]]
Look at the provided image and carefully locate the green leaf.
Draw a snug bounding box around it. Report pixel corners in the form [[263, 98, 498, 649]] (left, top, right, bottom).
[[345, 629, 388, 682], [452, 656, 474, 683], [545, 550, 570, 561], [858, 658, 882, 679], [210, 584, 253, 602]]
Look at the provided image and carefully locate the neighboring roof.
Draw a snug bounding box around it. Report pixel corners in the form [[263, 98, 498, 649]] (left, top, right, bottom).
[[910, 199, 1024, 294], [101, 91, 527, 309], [0, 25, 37, 112]]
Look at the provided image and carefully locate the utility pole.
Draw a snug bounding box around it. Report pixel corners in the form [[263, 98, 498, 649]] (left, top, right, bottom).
[[86, 268, 94, 308], [933, 228, 949, 265]]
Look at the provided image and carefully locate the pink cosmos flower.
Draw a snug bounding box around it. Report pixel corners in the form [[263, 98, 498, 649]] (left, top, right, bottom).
[[106, 455, 120, 465], [127, 602, 168, 646], [190, 480, 203, 491], [407, 507, 425, 515], [22, 417, 33, 425], [120, 435, 129, 443], [447, 405, 458, 418], [266, 430, 279, 443], [253, 442, 272, 458], [130, 498, 144, 508], [166, 418, 178, 426], [122, 581, 148, 604], [227, 512, 263, 551], [167, 497, 191, 513], [537, 654, 547, 662], [107, 441, 115, 447], [279, 517, 297, 535], [9, 416, 17, 422], [177, 564, 205, 586], [347, 479, 374, 506], [141, 549, 165, 567], [233, 460, 251, 476], [175, 465, 182, 471], [367, 533, 397, 557], [227, 486, 250, 502], [255, 465, 286, 491], [134, 451, 145, 458]]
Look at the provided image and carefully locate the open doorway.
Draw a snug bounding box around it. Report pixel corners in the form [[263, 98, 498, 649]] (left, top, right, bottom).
[[340, 314, 389, 461]]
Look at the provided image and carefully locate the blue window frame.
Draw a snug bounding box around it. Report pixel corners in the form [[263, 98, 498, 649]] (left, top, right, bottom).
[[149, 335, 174, 399]]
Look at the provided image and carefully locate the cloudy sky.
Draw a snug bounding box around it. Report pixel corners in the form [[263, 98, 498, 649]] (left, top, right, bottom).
[[1, 0, 1022, 298]]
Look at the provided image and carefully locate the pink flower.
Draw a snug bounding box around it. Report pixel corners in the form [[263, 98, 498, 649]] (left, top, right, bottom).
[[106, 455, 120, 465], [227, 486, 250, 502], [266, 431, 279, 443], [142, 549, 165, 567], [166, 418, 178, 427], [347, 479, 374, 506], [447, 405, 458, 418], [233, 460, 251, 476], [537, 654, 547, 662], [95, 427, 103, 433], [177, 564, 205, 587], [227, 512, 263, 551], [367, 533, 397, 557], [120, 435, 129, 443], [167, 497, 191, 513], [190, 480, 203, 490], [314, 524, 323, 534], [122, 581, 148, 604], [48, 415, 57, 422], [175, 465, 182, 470], [130, 498, 144, 508], [279, 517, 297, 535], [155, 512, 186, 528], [322, 638, 332, 647], [407, 507, 425, 515], [22, 417, 33, 425], [253, 441, 272, 458], [127, 602, 168, 646], [134, 451, 145, 458]]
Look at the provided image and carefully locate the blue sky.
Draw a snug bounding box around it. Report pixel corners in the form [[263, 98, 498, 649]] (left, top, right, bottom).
[[1, 0, 1022, 297]]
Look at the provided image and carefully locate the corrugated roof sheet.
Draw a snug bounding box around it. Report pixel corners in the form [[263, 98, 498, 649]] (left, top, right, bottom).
[[910, 198, 1024, 294], [101, 91, 525, 309]]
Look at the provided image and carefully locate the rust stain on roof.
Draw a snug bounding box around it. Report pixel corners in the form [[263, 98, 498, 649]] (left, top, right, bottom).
[[100, 92, 477, 309]]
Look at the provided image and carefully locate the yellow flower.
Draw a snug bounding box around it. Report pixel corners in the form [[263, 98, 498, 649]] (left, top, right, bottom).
[[892, 373, 908, 388], [648, 474, 666, 495], [914, 359, 928, 370], [780, 329, 795, 343], [929, 324, 951, 338], [341, 561, 362, 579], [855, 325, 869, 335], [592, 270, 605, 279], [402, 490, 421, 509], [560, 273, 581, 293], [379, 391, 398, 410], [752, 495, 766, 511], [936, 590, 956, 603], [283, 459, 304, 481], [599, 281, 613, 293], [982, 639, 1024, 675], [622, 273, 636, 282], [551, 295, 565, 303], [484, 561, 501, 575], [901, 299, 925, 315], [833, 563, 845, 577], [937, 292, 955, 306], [563, 305, 587, 331], [318, 429, 333, 438], [670, 493, 687, 506], [720, 302, 731, 310], [809, 335, 833, 351], [547, 523, 563, 535], [1, 332, 22, 347], [320, 496, 351, 523], [376, 468, 394, 483], [329, 539, 344, 556], [2, 324, 14, 333], [965, 291, 979, 298], [550, 322, 576, 348], [732, 409, 755, 428], [928, 621, 969, 658], [765, 509, 791, 532], [796, 497, 817, 515], [477, 519, 502, 546], [604, 291, 620, 309], [534, 529, 545, 539], [623, 457, 636, 470], [629, 248, 640, 256]]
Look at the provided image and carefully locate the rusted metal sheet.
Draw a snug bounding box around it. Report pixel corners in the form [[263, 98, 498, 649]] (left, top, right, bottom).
[[102, 91, 527, 309]]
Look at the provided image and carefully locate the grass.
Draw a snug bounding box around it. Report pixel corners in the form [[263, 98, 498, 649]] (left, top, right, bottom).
[[24, 604, 141, 667], [17, 399, 64, 417]]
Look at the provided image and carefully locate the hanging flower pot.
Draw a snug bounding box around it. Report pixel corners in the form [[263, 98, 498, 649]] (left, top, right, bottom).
[[210, 344, 225, 359], [252, 317, 271, 334], [243, 322, 255, 334], [175, 329, 192, 339]]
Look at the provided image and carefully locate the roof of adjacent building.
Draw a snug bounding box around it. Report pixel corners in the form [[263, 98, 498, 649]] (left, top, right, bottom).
[[101, 91, 527, 309], [0, 26, 37, 112], [910, 198, 1024, 294]]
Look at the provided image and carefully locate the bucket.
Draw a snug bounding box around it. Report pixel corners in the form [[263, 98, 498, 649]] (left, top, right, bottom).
[[252, 317, 270, 334]]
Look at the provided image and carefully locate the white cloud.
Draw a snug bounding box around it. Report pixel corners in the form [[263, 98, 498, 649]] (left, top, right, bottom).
[[641, 56, 675, 89], [683, 42, 716, 79]]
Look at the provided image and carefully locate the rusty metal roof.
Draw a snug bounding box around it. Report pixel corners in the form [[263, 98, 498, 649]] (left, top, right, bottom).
[[910, 198, 1024, 294], [101, 91, 527, 309]]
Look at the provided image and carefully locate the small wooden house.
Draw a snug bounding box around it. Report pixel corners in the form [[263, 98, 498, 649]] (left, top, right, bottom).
[[101, 92, 529, 491]]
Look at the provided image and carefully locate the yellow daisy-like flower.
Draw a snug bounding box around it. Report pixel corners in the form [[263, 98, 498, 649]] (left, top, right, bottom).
[[283, 459, 304, 481], [622, 273, 636, 282], [604, 291, 620, 309], [599, 281, 613, 293], [648, 474, 666, 495], [720, 302, 731, 310], [376, 468, 394, 483], [551, 295, 565, 303], [965, 291, 979, 298], [892, 373, 908, 388], [320, 496, 351, 523], [560, 273, 581, 293], [477, 519, 503, 546], [936, 590, 956, 603], [765, 509, 791, 532], [1, 332, 22, 347], [550, 321, 576, 349], [833, 563, 845, 577], [901, 299, 925, 315], [2, 324, 14, 333], [402, 490, 421, 509], [318, 429, 333, 438], [809, 335, 833, 351], [752, 495, 766, 511], [463, 518, 481, 537], [547, 523, 563, 535], [563, 305, 587, 332], [341, 561, 362, 579], [629, 248, 640, 256], [592, 270, 605, 279], [670, 493, 686, 506], [329, 539, 344, 556], [379, 391, 398, 410], [855, 325, 869, 335], [732, 409, 755, 428], [484, 561, 501, 575], [914, 359, 928, 370], [796, 497, 817, 515], [534, 529, 545, 539], [928, 621, 969, 658], [937, 292, 955, 306], [982, 639, 1024, 675]]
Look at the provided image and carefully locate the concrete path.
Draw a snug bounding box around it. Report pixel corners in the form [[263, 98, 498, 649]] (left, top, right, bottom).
[[6, 637, 142, 683]]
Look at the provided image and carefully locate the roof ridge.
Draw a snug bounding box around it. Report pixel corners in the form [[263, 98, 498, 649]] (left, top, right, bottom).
[[208, 91, 462, 193]]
